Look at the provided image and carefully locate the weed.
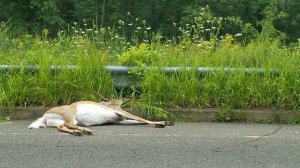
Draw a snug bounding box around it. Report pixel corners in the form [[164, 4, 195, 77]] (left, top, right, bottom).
[[288, 119, 300, 125], [0, 9, 300, 121]]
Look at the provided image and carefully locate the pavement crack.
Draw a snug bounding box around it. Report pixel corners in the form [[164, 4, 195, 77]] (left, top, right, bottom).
[[241, 124, 282, 145], [261, 124, 282, 137]]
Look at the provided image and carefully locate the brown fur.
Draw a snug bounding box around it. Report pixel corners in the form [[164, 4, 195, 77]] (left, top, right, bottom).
[[35, 99, 173, 136]]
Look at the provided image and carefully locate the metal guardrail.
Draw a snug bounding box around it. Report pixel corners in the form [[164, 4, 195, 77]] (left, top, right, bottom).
[[0, 65, 280, 88], [0, 65, 279, 74], [105, 66, 279, 75]]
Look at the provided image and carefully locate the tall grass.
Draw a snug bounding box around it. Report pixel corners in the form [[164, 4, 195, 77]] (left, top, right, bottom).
[[126, 38, 300, 110], [0, 34, 115, 107], [0, 15, 300, 121]]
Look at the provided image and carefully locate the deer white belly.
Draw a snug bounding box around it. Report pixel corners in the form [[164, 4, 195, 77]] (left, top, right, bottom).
[[75, 104, 119, 126]]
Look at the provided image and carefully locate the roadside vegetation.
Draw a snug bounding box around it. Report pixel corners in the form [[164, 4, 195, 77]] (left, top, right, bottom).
[[0, 2, 300, 121]]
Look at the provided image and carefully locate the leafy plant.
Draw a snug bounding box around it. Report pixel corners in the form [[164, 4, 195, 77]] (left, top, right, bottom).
[[118, 43, 161, 66], [0, 2, 300, 123]]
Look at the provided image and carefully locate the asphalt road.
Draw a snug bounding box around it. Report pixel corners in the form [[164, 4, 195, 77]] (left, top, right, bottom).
[[0, 121, 300, 168]]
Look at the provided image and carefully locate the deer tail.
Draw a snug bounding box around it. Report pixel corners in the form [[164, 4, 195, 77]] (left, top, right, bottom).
[[28, 116, 46, 129]]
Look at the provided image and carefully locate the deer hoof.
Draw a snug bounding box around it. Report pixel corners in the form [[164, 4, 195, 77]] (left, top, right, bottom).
[[82, 129, 92, 135], [154, 123, 166, 128], [72, 130, 82, 136], [165, 121, 174, 126]]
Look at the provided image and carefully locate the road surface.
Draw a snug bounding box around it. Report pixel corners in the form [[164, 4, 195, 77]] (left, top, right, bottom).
[[0, 121, 300, 168]]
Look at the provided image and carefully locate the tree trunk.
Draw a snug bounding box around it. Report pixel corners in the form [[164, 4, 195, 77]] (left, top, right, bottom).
[[96, 0, 100, 27], [151, 0, 156, 29], [100, 0, 107, 28]]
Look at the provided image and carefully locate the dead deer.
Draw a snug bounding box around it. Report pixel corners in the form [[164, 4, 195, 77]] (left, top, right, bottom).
[[28, 99, 173, 136]]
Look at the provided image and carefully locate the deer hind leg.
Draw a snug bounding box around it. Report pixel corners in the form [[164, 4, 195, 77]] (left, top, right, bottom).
[[60, 107, 92, 135], [64, 120, 92, 135], [58, 125, 82, 136]]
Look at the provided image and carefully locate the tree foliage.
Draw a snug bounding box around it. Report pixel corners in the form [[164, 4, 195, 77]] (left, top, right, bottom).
[[0, 0, 299, 42]]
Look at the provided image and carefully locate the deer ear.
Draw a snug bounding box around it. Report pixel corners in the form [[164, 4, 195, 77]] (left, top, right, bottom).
[[109, 99, 124, 106]]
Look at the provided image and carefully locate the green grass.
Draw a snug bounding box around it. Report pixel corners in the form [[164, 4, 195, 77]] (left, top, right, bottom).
[[0, 20, 300, 120], [0, 36, 116, 106]]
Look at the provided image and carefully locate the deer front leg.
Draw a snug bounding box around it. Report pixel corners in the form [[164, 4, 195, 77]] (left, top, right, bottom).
[[115, 108, 173, 128]]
